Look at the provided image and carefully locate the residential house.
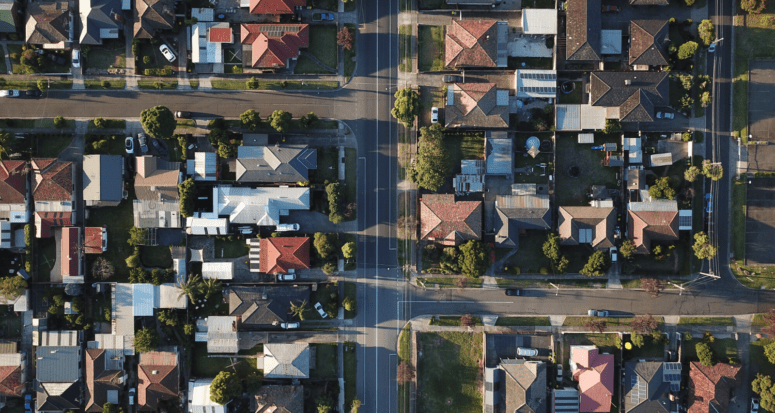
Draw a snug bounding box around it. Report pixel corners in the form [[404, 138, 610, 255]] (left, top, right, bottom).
[[189, 379, 226, 413], [558, 206, 616, 249], [78, 0, 122, 45], [687, 361, 741, 413], [250, 385, 303, 413], [133, 156, 181, 229], [623, 136, 643, 164], [0, 0, 19, 34], [494, 184, 551, 248], [194, 316, 238, 353], [445, 82, 509, 128], [60, 227, 83, 283], [420, 194, 482, 246], [26, 1, 72, 48], [629, 20, 669, 69], [263, 344, 310, 379], [565, 0, 601, 62], [132, 283, 188, 316], [84, 348, 125, 412], [32, 158, 74, 238], [554, 388, 581, 413], [485, 132, 512, 175], [247, 0, 304, 15], [84, 227, 106, 254], [133, 0, 173, 38], [258, 236, 310, 274], [570, 346, 614, 413], [186, 217, 229, 235], [555, 104, 607, 131], [0, 220, 24, 251], [211, 185, 309, 226], [83, 155, 124, 207], [236, 145, 317, 183], [191, 22, 232, 66], [0, 161, 28, 250], [650, 153, 673, 167], [201, 262, 234, 280], [627, 200, 679, 254], [0, 342, 25, 397], [228, 286, 310, 330], [589, 72, 669, 123], [490, 359, 547, 413], [444, 20, 507, 68], [137, 351, 179, 412], [240, 24, 308, 69], [623, 361, 682, 413], [186, 152, 217, 181], [35, 345, 83, 413]]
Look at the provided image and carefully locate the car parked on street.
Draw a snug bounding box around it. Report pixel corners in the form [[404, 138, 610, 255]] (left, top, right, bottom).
[[281, 322, 300, 329], [517, 347, 538, 357], [588, 310, 609, 317], [0, 90, 20, 97], [175, 111, 191, 118], [159, 44, 176, 62], [708, 42, 716, 53], [431, 107, 439, 124], [504, 289, 521, 296], [276, 273, 297, 282], [25, 90, 42, 98], [314, 302, 328, 318], [443, 75, 463, 83], [151, 139, 168, 156], [128, 388, 135, 405], [705, 193, 713, 214], [752, 398, 760, 413], [137, 133, 149, 154], [557, 365, 563, 380], [125, 137, 134, 154]]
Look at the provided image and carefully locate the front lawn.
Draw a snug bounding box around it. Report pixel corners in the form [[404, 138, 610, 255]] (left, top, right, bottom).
[[683, 338, 738, 363], [210, 79, 338, 90], [562, 333, 620, 369], [137, 80, 177, 89], [214, 237, 249, 259], [417, 332, 483, 413], [36, 135, 74, 158], [503, 231, 551, 274], [86, 193, 136, 282], [555, 133, 618, 206], [677, 317, 735, 326], [140, 246, 172, 268], [299, 25, 337, 72], [731, 262, 775, 289], [311, 343, 337, 378], [418, 25, 445, 72], [85, 40, 127, 69]]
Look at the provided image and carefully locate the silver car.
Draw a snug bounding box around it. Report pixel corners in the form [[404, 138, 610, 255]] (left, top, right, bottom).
[[137, 133, 149, 154], [314, 302, 328, 319], [159, 44, 176, 62], [517, 347, 538, 357]]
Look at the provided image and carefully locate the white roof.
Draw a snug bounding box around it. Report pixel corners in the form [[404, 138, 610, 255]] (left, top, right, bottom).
[[0, 353, 22, 366], [202, 262, 234, 280], [515, 70, 557, 98], [132, 284, 155, 316], [556, 104, 607, 130], [189, 379, 227, 413], [214, 186, 310, 226], [650, 153, 673, 166], [623, 136, 643, 164], [190, 248, 204, 262], [601, 30, 622, 55], [629, 200, 678, 212], [206, 316, 238, 353], [263, 343, 310, 379], [173, 258, 186, 284], [158, 284, 187, 309], [186, 217, 229, 235], [114, 283, 134, 337], [191, 23, 223, 64], [578, 133, 595, 143], [522, 9, 558, 34]]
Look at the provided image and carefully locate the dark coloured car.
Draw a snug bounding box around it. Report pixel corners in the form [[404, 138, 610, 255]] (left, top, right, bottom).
[[25, 90, 42, 98], [175, 111, 191, 118], [602, 5, 620, 11], [151, 139, 168, 156], [443, 75, 464, 83], [505, 289, 522, 296]]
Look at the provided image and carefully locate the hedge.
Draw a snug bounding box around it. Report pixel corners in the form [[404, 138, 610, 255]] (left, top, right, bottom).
[[144, 68, 174, 76]]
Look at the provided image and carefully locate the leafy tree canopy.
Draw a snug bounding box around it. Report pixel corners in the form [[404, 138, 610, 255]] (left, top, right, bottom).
[[140, 106, 176, 139], [209, 371, 241, 405], [391, 87, 421, 128], [458, 241, 489, 278]]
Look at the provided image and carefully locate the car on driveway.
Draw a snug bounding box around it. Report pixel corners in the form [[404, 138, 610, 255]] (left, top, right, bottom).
[[71, 49, 80, 67], [25, 89, 42, 98], [752, 398, 760, 413], [281, 322, 300, 329], [314, 302, 328, 318], [159, 44, 176, 62], [504, 289, 521, 296], [137, 133, 149, 154], [276, 223, 300, 232], [557, 365, 563, 380], [312, 12, 334, 21], [656, 111, 675, 119], [151, 139, 168, 156], [588, 310, 609, 317], [125, 137, 134, 154], [443, 75, 463, 83], [0, 90, 20, 98], [276, 273, 297, 282], [431, 107, 439, 124], [705, 193, 713, 214], [517, 347, 538, 357], [602, 5, 620, 11]]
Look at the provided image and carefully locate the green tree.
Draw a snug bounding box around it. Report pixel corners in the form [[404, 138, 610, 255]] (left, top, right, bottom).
[[678, 73, 694, 90], [134, 326, 158, 353], [343, 296, 357, 312], [240, 109, 260, 131], [631, 333, 645, 348], [698, 20, 715, 45], [37, 79, 47, 93], [93, 117, 106, 128], [209, 371, 241, 405], [326, 182, 343, 223], [700, 91, 711, 107], [53, 116, 66, 128], [391, 87, 421, 127], [157, 309, 178, 326], [140, 106, 176, 139], [543, 233, 561, 262], [268, 110, 292, 132], [620, 240, 636, 259], [741, 0, 767, 13], [184, 323, 195, 335], [178, 178, 196, 218], [299, 112, 319, 129], [678, 41, 699, 59], [685, 166, 701, 182], [693, 231, 718, 260], [410, 124, 449, 191], [290, 299, 308, 320], [753, 374, 775, 411], [177, 273, 202, 302], [764, 341, 775, 364], [602, 119, 621, 134], [702, 160, 723, 180], [351, 398, 362, 413], [103, 402, 118, 413], [127, 227, 147, 247], [314, 232, 336, 259], [0, 276, 26, 299], [342, 242, 357, 261], [458, 241, 489, 278], [648, 177, 676, 200], [696, 341, 715, 366], [316, 395, 334, 413], [580, 250, 607, 277], [0, 130, 15, 158]]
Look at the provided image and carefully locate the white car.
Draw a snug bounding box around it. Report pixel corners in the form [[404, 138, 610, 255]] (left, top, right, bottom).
[[276, 223, 300, 232], [276, 273, 297, 282], [314, 302, 328, 319], [71, 49, 80, 68], [0, 90, 20, 97], [159, 44, 176, 62], [125, 137, 134, 154], [431, 107, 439, 124], [281, 322, 300, 329], [517, 347, 538, 357]]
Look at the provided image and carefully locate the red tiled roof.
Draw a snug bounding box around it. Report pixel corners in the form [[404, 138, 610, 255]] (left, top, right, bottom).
[[0, 161, 27, 204], [208, 26, 232, 43], [32, 158, 73, 202], [35, 211, 72, 238], [0, 365, 23, 397], [628, 210, 679, 254], [259, 237, 310, 274], [241, 24, 309, 68], [249, 0, 304, 14], [85, 349, 123, 413], [688, 362, 741, 413], [572, 347, 614, 412], [420, 194, 482, 246], [84, 227, 104, 254], [61, 227, 80, 277], [445, 20, 499, 68], [138, 352, 178, 411]]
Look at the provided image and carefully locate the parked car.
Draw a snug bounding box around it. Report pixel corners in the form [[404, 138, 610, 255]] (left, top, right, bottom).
[[314, 302, 328, 318], [708, 42, 716, 53], [557, 365, 563, 380], [281, 322, 300, 329], [504, 288, 522, 296], [443, 75, 463, 83], [276, 273, 297, 282], [137, 133, 149, 154], [312, 12, 334, 21], [705, 193, 713, 214], [431, 107, 439, 124], [151, 139, 168, 156], [125, 137, 134, 154], [71, 49, 80, 68], [610, 246, 618, 263], [601, 5, 620, 11], [752, 398, 760, 413], [24, 394, 31, 411], [516, 347, 538, 357], [175, 111, 191, 118], [25, 89, 42, 98], [159, 44, 176, 62], [0, 90, 20, 97], [128, 388, 135, 405], [587, 310, 609, 317], [656, 111, 675, 119]]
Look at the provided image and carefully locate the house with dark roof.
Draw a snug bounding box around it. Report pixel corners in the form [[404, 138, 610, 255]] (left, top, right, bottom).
[[229, 286, 310, 330], [78, 0, 123, 45], [558, 206, 615, 249], [589, 72, 669, 123], [84, 349, 125, 412], [490, 359, 547, 413], [687, 362, 741, 413], [247, 0, 304, 14], [137, 351, 179, 411], [495, 184, 551, 248], [259, 237, 310, 274], [0, 0, 20, 34], [623, 361, 683, 413], [26, 1, 72, 48], [251, 385, 303, 413], [236, 145, 316, 183], [627, 200, 679, 254], [35, 346, 83, 413], [133, 0, 173, 38], [0, 342, 25, 397], [83, 155, 124, 207], [420, 194, 482, 246], [565, 0, 601, 62], [445, 19, 507, 68], [570, 346, 614, 413], [0, 161, 29, 224], [32, 158, 74, 238], [445, 82, 509, 128], [240, 24, 309, 69], [133, 156, 181, 229], [263, 344, 310, 379], [629, 20, 669, 68]]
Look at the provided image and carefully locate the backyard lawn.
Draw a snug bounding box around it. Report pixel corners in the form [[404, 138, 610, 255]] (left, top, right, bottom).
[[36, 135, 74, 158], [418, 25, 445, 72], [555, 133, 618, 206], [214, 237, 249, 259], [443, 131, 485, 166], [85, 40, 126, 69], [311, 343, 338, 378], [140, 246, 172, 268], [37, 237, 56, 282], [86, 193, 136, 282], [417, 332, 483, 413], [0, 309, 21, 339], [558, 81, 582, 104], [192, 342, 232, 377]]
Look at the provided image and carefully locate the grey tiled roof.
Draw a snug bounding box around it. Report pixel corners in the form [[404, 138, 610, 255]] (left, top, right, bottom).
[[629, 20, 669, 66], [80, 0, 123, 45], [566, 0, 601, 61], [83, 155, 123, 202], [263, 344, 309, 379], [133, 0, 173, 38], [229, 286, 310, 329], [499, 359, 547, 413], [236, 145, 317, 183], [495, 194, 551, 248], [558, 206, 616, 249], [589, 72, 669, 123]]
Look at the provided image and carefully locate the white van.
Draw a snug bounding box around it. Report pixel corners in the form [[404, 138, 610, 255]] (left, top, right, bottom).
[[610, 246, 618, 262]]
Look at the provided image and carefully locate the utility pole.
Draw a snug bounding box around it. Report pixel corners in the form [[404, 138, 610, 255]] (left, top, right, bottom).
[[548, 282, 559, 296]]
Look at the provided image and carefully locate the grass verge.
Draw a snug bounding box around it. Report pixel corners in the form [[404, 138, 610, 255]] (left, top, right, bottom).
[[137, 80, 177, 89], [731, 177, 746, 260], [344, 282, 356, 319], [211, 79, 338, 90], [399, 25, 412, 73], [398, 323, 411, 413], [677, 317, 735, 326], [84, 79, 126, 89], [495, 317, 551, 326], [87, 119, 126, 129], [417, 277, 483, 288]]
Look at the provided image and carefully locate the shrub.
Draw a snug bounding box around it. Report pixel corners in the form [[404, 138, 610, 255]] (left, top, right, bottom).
[[322, 262, 337, 275], [53, 116, 66, 128], [143, 68, 173, 76], [682, 132, 693, 142], [231, 65, 243, 74], [125, 253, 141, 268], [678, 41, 699, 59], [93, 117, 106, 128], [143, 56, 151, 64], [741, 0, 766, 13], [101, 80, 111, 89], [246, 77, 259, 89]]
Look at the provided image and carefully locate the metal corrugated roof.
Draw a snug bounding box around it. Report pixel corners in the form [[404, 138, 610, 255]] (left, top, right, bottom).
[[132, 284, 154, 316], [522, 9, 558, 34], [202, 262, 234, 280]]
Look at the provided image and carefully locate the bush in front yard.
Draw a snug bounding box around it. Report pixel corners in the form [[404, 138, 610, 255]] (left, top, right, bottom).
[[143, 56, 151, 64], [53, 116, 66, 128]]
